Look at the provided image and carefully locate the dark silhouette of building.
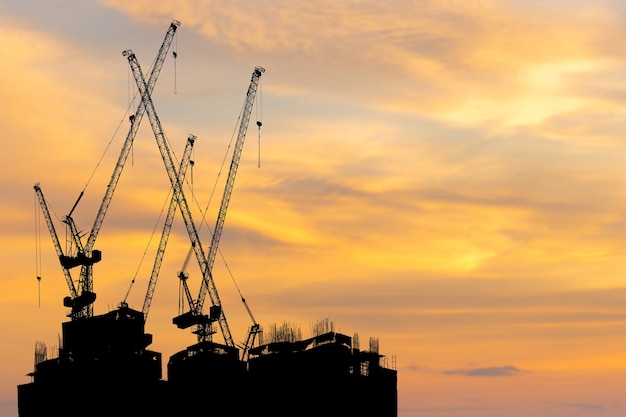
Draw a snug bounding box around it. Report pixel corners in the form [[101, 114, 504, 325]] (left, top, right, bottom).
[[17, 306, 168, 417], [247, 331, 398, 417], [18, 307, 397, 417]]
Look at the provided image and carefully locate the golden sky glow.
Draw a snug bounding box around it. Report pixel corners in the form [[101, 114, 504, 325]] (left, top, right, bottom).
[[1, 1, 626, 416]]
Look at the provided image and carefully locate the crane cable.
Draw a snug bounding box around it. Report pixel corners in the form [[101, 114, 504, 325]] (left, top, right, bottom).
[[122, 130, 185, 305], [257, 77, 263, 168], [208, 94, 260, 321], [121, 186, 173, 305], [120, 44, 184, 305], [128, 63, 134, 166], [176, 94, 259, 317], [34, 191, 42, 307], [121, 122, 184, 304], [173, 31, 178, 94], [69, 53, 164, 219], [33, 187, 68, 308], [191, 154, 195, 200], [176, 94, 247, 273], [121, 71, 260, 319]]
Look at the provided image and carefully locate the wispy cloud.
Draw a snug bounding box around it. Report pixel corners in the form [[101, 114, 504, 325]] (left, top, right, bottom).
[[564, 402, 621, 412], [443, 365, 529, 377], [98, 0, 626, 132]]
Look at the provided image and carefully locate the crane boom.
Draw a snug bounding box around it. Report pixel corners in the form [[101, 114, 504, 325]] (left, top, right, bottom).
[[67, 20, 180, 318], [241, 296, 262, 361], [196, 66, 264, 313], [142, 134, 196, 322], [124, 49, 234, 347], [84, 19, 181, 253], [33, 183, 79, 300], [33, 184, 97, 317]]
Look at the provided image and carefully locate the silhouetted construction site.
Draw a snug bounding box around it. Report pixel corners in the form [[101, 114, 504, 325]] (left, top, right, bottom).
[[18, 20, 397, 417]]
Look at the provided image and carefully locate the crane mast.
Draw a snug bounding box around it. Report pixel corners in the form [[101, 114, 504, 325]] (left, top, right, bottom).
[[124, 49, 234, 347], [62, 20, 180, 318], [195, 66, 265, 313], [142, 134, 196, 323]]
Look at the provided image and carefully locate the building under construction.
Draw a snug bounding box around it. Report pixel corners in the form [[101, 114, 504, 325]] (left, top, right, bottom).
[[18, 20, 397, 417], [18, 307, 397, 416]]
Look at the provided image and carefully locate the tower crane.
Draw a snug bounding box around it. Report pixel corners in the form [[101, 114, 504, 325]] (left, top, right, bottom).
[[195, 66, 264, 314], [124, 49, 235, 347], [173, 66, 265, 350], [33, 183, 81, 314], [60, 20, 180, 319], [241, 297, 262, 362], [141, 134, 196, 323]]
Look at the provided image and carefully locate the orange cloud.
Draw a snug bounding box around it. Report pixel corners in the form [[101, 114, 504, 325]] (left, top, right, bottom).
[[100, 0, 625, 135]]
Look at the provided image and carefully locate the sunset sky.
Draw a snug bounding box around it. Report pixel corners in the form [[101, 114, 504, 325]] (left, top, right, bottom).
[[1, 1, 626, 416]]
